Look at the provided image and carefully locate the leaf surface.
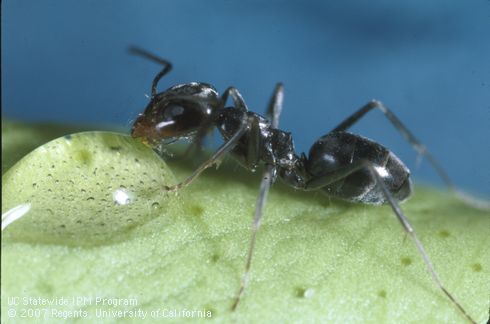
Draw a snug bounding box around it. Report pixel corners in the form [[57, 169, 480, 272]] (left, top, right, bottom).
[[2, 121, 489, 323]]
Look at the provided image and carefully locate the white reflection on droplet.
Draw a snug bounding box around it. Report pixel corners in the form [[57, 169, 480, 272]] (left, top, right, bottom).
[[2, 203, 31, 231], [112, 188, 133, 205]]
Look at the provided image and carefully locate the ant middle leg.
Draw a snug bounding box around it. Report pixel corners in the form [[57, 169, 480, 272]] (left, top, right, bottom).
[[330, 100, 454, 189], [231, 164, 276, 311], [128, 46, 173, 98], [240, 82, 284, 169], [231, 84, 285, 311]]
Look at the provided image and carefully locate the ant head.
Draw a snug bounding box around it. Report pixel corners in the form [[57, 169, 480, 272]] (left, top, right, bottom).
[[131, 83, 220, 146]]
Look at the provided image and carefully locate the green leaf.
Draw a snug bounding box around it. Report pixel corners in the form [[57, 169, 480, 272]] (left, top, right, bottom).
[[2, 122, 489, 323], [1, 119, 97, 175]]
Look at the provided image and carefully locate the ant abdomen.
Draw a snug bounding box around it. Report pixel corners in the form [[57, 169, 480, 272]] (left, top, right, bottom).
[[306, 132, 412, 204]]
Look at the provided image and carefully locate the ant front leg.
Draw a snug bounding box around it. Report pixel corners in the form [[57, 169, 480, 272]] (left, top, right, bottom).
[[165, 88, 254, 191], [231, 83, 284, 311], [178, 87, 251, 161], [303, 160, 476, 323], [164, 114, 252, 191]]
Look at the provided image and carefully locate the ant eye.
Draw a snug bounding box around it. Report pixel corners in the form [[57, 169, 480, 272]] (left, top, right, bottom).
[[156, 101, 207, 135], [163, 104, 185, 120]]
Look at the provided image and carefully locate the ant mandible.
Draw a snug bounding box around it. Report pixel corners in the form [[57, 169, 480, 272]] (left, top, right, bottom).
[[129, 47, 476, 323]]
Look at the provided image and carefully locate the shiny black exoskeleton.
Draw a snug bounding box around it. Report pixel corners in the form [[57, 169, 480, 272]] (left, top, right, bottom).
[[132, 83, 217, 145], [210, 105, 412, 205], [131, 63, 411, 204], [130, 46, 411, 205], [129, 47, 476, 323]]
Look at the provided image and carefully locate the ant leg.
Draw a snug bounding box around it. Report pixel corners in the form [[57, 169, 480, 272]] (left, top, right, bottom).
[[164, 114, 252, 191], [233, 83, 284, 166], [221, 87, 249, 111], [231, 165, 276, 311], [170, 127, 212, 163], [231, 84, 284, 311], [177, 117, 215, 161], [242, 82, 285, 167], [303, 160, 374, 191], [303, 161, 476, 323], [330, 100, 454, 189], [180, 87, 252, 161], [235, 82, 284, 167], [266, 83, 284, 128], [367, 165, 477, 324], [166, 86, 255, 190], [128, 46, 173, 98]]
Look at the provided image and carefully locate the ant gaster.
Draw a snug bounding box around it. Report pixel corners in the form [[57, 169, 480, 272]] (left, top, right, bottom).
[[129, 47, 477, 323]]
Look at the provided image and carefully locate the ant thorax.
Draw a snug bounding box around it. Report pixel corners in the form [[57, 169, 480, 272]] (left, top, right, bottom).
[[216, 109, 302, 175]]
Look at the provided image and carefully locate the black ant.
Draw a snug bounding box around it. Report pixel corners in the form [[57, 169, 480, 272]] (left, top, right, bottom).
[[129, 47, 478, 323]]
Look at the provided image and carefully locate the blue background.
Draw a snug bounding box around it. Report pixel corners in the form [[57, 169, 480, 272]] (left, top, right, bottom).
[[3, 0, 489, 196]]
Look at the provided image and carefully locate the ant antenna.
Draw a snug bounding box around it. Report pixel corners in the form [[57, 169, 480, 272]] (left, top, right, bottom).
[[128, 46, 173, 98]]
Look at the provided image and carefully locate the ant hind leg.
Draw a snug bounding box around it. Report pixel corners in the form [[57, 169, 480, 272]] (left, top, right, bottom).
[[303, 159, 476, 323], [330, 100, 454, 189], [368, 164, 476, 324], [330, 100, 490, 209]]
